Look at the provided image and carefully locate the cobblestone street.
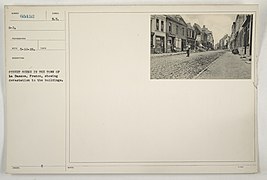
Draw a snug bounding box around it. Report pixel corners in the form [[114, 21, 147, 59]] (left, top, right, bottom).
[[151, 50, 227, 79]]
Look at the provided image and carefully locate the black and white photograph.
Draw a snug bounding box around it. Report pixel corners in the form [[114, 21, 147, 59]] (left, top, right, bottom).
[[150, 14, 254, 79]]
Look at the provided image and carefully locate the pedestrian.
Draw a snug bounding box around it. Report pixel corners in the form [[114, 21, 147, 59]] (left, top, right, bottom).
[[186, 45, 191, 57]]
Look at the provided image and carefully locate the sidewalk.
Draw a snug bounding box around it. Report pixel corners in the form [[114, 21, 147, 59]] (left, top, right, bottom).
[[151, 51, 186, 58], [196, 51, 251, 79]]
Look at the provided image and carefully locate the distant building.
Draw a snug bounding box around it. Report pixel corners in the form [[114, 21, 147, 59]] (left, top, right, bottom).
[[214, 43, 219, 50], [218, 34, 230, 50], [202, 25, 214, 50]]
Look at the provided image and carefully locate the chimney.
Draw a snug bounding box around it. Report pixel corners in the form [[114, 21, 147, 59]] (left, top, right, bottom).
[[203, 25, 206, 28]]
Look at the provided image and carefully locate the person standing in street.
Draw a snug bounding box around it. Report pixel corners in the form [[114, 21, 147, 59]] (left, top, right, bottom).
[[186, 45, 191, 57]]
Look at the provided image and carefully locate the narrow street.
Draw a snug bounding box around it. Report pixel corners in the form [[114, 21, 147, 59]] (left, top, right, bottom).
[[150, 50, 251, 79]]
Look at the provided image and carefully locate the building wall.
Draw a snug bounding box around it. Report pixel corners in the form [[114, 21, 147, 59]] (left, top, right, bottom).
[[166, 16, 187, 52], [187, 27, 196, 50], [193, 24, 202, 48], [242, 15, 253, 56], [229, 14, 253, 56], [151, 15, 167, 54], [166, 18, 175, 53], [201, 25, 214, 50], [150, 15, 216, 53], [218, 35, 230, 50]]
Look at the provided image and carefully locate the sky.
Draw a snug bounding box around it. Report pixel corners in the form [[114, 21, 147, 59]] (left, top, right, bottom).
[[181, 14, 237, 44]]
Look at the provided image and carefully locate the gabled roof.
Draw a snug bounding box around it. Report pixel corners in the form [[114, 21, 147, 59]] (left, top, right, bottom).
[[166, 15, 187, 26], [202, 27, 212, 34], [187, 23, 193, 29], [165, 15, 177, 22], [175, 15, 187, 26], [193, 23, 202, 32]]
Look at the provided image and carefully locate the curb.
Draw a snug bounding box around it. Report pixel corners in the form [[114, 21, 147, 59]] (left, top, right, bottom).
[[193, 52, 225, 79], [151, 52, 186, 58]]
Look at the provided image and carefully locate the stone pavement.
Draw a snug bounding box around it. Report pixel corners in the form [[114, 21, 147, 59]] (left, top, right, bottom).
[[196, 51, 251, 79], [151, 50, 226, 79]]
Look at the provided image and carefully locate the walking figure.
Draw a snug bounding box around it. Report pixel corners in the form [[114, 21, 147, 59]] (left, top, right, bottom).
[[186, 45, 191, 57]]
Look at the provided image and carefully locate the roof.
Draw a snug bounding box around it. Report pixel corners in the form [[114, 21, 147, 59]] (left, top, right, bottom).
[[175, 15, 187, 26], [202, 27, 212, 34], [187, 23, 193, 29], [166, 15, 187, 26], [223, 34, 229, 39], [193, 23, 202, 32]]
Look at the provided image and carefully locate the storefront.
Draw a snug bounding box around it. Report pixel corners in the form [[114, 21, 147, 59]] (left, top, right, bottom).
[[155, 36, 165, 54]]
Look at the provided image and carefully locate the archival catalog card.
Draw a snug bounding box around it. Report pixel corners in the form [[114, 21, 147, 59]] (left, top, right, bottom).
[[4, 5, 258, 174]]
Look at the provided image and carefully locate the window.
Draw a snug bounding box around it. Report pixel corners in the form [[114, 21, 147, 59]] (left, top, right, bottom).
[[176, 25, 178, 34], [169, 22, 172, 33], [156, 19, 159, 30], [182, 27, 184, 36], [151, 34, 153, 48], [161, 21, 164, 31]]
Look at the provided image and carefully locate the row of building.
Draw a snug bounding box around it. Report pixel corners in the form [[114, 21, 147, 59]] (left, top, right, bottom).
[[216, 14, 253, 58], [150, 15, 214, 54], [216, 34, 230, 50]]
